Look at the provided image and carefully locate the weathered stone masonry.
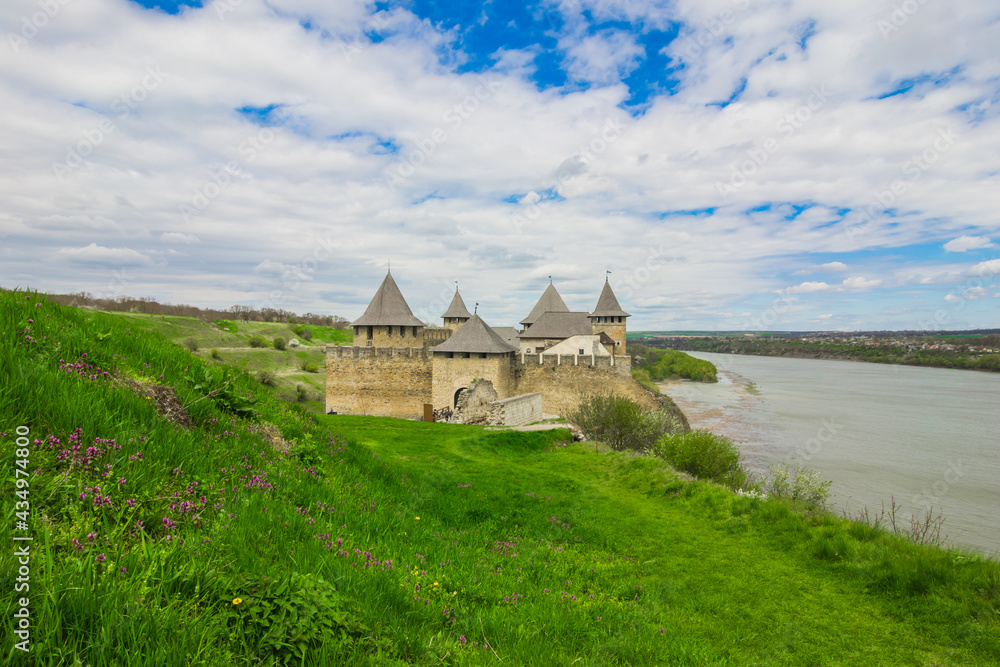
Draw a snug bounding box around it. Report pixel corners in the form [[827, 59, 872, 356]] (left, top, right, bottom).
[[325, 346, 431, 419]]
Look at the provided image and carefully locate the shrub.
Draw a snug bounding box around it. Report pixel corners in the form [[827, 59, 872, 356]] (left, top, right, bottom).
[[764, 464, 832, 509], [653, 430, 745, 487], [570, 394, 679, 452], [210, 348, 222, 360], [273, 336, 286, 351], [292, 325, 314, 341], [256, 370, 277, 386], [213, 319, 237, 333], [301, 361, 319, 373], [184, 337, 198, 352], [248, 335, 268, 348], [295, 383, 308, 402]]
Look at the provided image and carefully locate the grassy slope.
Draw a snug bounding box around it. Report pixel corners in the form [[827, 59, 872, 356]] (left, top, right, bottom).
[[91, 311, 352, 411], [2, 292, 998, 666]]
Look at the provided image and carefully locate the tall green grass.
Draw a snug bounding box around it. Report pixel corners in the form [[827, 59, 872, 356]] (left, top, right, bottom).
[[2, 291, 998, 665]]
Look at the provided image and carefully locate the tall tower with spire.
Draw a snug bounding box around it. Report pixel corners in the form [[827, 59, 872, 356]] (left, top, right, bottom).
[[440, 286, 473, 332], [589, 278, 630, 355], [351, 271, 426, 347]]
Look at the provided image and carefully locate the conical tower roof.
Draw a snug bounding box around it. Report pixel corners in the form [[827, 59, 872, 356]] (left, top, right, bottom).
[[431, 314, 518, 354], [590, 279, 630, 318], [351, 272, 426, 327], [441, 288, 473, 319], [520, 282, 570, 326]]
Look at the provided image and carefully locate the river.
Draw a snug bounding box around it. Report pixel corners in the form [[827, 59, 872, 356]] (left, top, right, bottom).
[[658, 351, 1000, 557]]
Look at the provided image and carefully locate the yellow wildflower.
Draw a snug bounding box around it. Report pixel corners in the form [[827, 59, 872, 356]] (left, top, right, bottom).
[[232, 598, 243, 605]]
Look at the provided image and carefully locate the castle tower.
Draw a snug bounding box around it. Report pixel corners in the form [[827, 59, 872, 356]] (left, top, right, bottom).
[[441, 287, 473, 332], [430, 314, 518, 408], [519, 281, 569, 332], [589, 278, 630, 355], [351, 271, 426, 347]]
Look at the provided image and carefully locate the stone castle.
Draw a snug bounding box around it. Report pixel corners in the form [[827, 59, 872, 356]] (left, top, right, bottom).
[[325, 272, 656, 424]]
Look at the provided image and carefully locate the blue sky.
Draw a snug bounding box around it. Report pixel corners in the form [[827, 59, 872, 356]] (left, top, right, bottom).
[[2, 0, 998, 330]]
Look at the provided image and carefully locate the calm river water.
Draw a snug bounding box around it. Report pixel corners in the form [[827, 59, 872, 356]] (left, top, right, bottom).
[[659, 351, 1000, 557]]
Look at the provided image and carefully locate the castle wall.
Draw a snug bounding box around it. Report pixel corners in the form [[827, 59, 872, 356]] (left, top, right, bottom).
[[325, 346, 432, 419], [431, 354, 515, 408], [513, 356, 651, 417]]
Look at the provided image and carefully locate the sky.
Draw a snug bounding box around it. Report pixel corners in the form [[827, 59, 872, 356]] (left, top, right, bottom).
[[1, 0, 999, 331]]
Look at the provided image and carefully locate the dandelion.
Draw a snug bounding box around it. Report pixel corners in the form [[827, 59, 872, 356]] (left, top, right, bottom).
[[233, 598, 243, 605], [415, 516, 420, 521], [433, 582, 439, 586]]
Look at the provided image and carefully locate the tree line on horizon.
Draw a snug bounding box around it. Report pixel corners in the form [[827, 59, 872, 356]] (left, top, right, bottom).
[[16, 289, 350, 328]]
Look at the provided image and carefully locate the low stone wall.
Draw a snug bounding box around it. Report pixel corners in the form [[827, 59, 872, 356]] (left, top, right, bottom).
[[487, 393, 542, 426]]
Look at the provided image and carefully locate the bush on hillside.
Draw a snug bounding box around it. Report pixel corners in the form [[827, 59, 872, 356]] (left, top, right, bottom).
[[301, 361, 319, 373], [570, 394, 679, 452], [248, 335, 268, 348], [210, 348, 222, 360], [292, 324, 314, 341], [653, 430, 746, 487], [764, 464, 832, 509], [184, 337, 198, 352], [273, 336, 286, 351], [257, 370, 277, 386]]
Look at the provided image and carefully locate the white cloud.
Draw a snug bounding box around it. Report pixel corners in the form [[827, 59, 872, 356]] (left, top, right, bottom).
[[842, 276, 881, 290], [944, 235, 994, 252], [971, 259, 1000, 278], [55, 243, 152, 266], [0, 0, 998, 329], [818, 261, 848, 271], [161, 232, 200, 244], [785, 281, 831, 294]]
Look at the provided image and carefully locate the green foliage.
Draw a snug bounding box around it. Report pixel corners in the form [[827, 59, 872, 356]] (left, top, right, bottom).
[[184, 336, 199, 352], [211, 348, 222, 360], [184, 365, 258, 419], [569, 394, 679, 451], [631, 345, 717, 382], [248, 334, 268, 348], [225, 572, 371, 664], [764, 464, 833, 509], [301, 361, 319, 373], [292, 325, 314, 341], [214, 319, 238, 333], [257, 369, 277, 386], [631, 368, 660, 393], [653, 430, 745, 487], [273, 336, 286, 351]]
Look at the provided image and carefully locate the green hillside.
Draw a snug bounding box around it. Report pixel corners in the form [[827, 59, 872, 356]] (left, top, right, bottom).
[[2, 291, 998, 665]]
